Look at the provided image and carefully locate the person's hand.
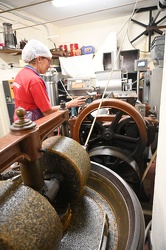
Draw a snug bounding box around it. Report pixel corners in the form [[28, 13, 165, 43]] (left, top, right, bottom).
[[67, 96, 86, 108]]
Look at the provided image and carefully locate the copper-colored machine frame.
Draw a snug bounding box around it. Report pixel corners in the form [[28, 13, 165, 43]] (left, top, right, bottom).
[[0, 109, 69, 190]]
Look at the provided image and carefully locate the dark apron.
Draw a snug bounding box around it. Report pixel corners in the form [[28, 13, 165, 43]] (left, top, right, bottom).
[[14, 108, 44, 122], [25, 108, 44, 121]]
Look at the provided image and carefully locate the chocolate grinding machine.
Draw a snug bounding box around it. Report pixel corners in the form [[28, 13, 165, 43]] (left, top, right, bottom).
[[0, 105, 145, 249]]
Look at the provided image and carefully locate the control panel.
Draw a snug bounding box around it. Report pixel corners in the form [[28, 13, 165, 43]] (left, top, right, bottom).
[[134, 59, 148, 72]]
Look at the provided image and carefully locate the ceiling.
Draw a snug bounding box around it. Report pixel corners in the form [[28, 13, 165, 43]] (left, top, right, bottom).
[[0, 0, 160, 28]]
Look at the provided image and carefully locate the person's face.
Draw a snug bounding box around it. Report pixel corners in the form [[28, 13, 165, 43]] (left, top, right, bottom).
[[36, 56, 52, 74]]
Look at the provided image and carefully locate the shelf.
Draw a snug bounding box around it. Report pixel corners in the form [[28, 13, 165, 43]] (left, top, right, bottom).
[[0, 48, 22, 54], [0, 48, 66, 57]]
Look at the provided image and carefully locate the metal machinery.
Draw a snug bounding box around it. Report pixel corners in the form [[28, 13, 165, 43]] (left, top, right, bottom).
[[143, 33, 165, 120], [41, 46, 161, 198], [64, 48, 159, 197], [42, 68, 60, 106], [1, 38, 163, 249], [0, 106, 145, 249], [68, 98, 158, 196], [2, 78, 15, 124]]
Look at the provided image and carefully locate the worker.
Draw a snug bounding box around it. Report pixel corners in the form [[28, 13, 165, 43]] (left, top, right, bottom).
[[13, 39, 86, 121]]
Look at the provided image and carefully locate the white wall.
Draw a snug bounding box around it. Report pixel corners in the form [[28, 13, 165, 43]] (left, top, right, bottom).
[[58, 11, 165, 60], [151, 31, 166, 249]]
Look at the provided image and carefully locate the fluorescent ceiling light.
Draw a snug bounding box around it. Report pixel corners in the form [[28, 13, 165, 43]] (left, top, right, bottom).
[[52, 0, 84, 7]]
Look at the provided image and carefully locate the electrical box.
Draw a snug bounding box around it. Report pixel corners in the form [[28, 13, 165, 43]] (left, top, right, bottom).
[[67, 77, 95, 96], [134, 59, 148, 72]]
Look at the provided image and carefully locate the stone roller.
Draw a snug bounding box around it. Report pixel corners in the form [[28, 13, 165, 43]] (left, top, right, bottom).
[[0, 177, 63, 250], [0, 135, 91, 250], [40, 136, 91, 206]]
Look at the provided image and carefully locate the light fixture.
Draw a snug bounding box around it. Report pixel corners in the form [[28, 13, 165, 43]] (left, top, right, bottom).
[[52, 0, 84, 7]]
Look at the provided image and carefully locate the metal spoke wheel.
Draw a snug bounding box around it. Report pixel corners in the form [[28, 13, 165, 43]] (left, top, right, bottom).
[[72, 99, 148, 160], [127, 7, 166, 52], [89, 146, 141, 194]]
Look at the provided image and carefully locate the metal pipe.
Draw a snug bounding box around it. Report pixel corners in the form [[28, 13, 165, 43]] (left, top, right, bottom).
[[20, 159, 45, 191], [59, 100, 69, 136], [0, 0, 52, 14], [0, 2, 51, 35], [136, 71, 140, 102]]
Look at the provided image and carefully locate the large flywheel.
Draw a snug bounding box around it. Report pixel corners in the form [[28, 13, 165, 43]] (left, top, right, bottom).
[[89, 146, 140, 194], [72, 99, 148, 160], [127, 7, 166, 52]]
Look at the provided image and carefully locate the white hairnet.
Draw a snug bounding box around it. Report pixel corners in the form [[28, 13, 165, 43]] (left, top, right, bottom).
[[22, 39, 52, 63]]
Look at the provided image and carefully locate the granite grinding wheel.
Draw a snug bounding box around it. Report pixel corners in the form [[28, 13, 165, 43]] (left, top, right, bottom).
[[0, 177, 63, 250], [40, 136, 91, 205]]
